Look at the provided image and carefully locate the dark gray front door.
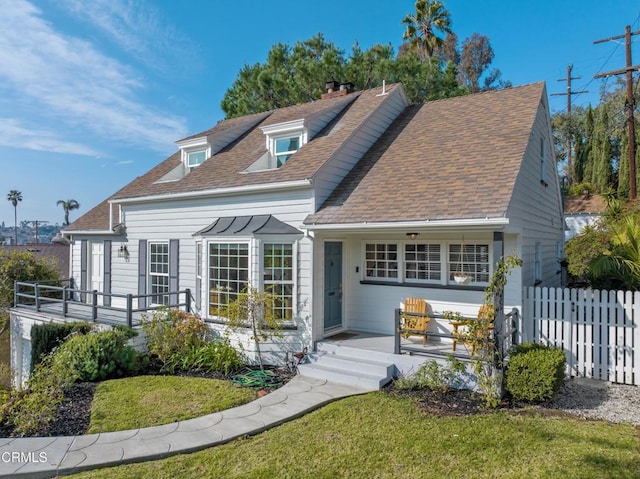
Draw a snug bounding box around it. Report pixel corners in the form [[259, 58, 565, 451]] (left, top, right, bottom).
[[324, 241, 343, 331]]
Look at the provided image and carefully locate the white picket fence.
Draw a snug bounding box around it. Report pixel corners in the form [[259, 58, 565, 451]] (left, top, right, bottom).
[[523, 287, 640, 386]]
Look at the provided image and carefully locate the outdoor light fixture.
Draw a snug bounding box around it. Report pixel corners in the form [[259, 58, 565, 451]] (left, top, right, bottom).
[[118, 244, 129, 259], [406, 232, 419, 239]]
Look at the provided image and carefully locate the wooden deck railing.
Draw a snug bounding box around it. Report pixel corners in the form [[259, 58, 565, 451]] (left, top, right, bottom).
[[394, 307, 519, 360], [13, 280, 192, 328]]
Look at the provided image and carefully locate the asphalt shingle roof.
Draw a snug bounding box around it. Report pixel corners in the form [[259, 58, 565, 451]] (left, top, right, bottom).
[[66, 82, 546, 231], [304, 82, 546, 225]]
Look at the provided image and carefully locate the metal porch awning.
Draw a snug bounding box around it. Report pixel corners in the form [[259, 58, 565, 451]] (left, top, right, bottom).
[[193, 215, 302, 237]]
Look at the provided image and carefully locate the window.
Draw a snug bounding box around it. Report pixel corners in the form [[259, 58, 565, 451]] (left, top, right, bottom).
[[448, 243, 490, 283], [535, 242, 542, 283], [274, 136, 300, 167], [187, 149, 207, 169], [405, 243, 441, 282], [540, 137, 548, 185], [264, 243, 294, 320], [209, 243, 249, 316], [365, 243, 398, 279], [149, 242, 169, 305]]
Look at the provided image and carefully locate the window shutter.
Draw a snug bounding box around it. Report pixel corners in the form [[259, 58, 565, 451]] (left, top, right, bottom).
[[103, 240, 112, 307], [169, 239, 179, 306], [80, 240, 88, 302], [138, 240, 148, 309]]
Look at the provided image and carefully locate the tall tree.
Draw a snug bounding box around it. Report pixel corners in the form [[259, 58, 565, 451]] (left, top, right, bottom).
[[6, 190, 22, 245], [221, 34, 347, 118], [402, 0, 453, 60], [458, 33, 506, 92], [590, 106, 614, 192], [57, 199, 80, 226]]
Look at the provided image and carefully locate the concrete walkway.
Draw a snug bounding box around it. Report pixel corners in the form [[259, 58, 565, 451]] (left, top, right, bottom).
[[0, 376, 372, 479]]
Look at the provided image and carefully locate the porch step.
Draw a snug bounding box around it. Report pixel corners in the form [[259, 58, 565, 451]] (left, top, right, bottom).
[[298, 346, 394, 390]]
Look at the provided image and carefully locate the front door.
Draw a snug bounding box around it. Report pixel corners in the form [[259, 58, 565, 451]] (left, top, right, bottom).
[[90, 242, 104, 305], [323, 241, 343, 331]]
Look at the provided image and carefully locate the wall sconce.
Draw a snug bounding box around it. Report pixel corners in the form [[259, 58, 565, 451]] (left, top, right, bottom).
[[406, 232, 420, 239], [118, 244, 129, 259]]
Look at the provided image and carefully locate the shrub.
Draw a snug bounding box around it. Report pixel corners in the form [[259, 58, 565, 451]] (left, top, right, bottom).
[[0, 352, 77, 436], [141, 308, 211, 371], [0, 250, 60, 309], [30, 322, 92, 371], [52, 329, 139, 382], [505, 342, 566, 403], [395, 356, 466, 393], [186, 340, 243, 375]]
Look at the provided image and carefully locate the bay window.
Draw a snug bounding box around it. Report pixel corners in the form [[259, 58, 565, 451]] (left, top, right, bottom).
[[209, 243, 249, 316]]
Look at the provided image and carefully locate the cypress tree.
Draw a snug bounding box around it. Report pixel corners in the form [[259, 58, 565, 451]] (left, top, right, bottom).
[[590, 106, 613, 192], [582, 105, 595, 186]]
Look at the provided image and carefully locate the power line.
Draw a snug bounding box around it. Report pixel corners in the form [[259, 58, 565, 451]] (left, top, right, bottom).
[[594, 25, 640, 199]]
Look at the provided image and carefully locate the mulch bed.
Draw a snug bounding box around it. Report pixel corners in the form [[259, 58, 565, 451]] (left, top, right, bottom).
[[384, 383, 529, 417], [0, 366, 295, 438]]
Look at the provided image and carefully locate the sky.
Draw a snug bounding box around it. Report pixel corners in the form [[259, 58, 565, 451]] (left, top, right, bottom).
[[1, 0, 639, 229]]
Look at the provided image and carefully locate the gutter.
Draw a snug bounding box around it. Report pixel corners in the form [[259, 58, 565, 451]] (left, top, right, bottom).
[[301, 217, 509, 232]]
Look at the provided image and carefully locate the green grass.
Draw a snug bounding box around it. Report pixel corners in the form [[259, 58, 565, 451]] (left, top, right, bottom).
[[70, 392, 640, 478], [88, 375, 257, 433]]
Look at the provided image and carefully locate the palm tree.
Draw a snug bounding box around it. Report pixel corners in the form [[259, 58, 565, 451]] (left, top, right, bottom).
[[6, 190, 22, 245], [402, 0, 453, 59], [590, 216, 640, 290], [57, 199, 80, 226]]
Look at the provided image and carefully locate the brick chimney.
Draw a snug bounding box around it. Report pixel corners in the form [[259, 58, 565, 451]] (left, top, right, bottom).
[[321, 81, 353, 99]]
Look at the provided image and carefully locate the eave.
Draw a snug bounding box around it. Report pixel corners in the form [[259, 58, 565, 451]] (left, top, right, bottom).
[[111, 179, 313, 205], [301, 217, 509, 233]]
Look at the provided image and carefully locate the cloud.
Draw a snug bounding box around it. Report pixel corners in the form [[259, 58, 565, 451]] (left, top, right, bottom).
[[55, 0, 200, 73], [0, 0, 189, 156], [0, 118, 100, 156]]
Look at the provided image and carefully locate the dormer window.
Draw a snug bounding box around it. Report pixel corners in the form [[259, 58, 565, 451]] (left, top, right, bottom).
[[273, 135, 301, 167], [246, 119, 307, 172], [187, 149, 207, 169]]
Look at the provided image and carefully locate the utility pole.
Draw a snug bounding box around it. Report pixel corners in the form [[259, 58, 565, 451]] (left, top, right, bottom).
[[551, 65, 588, 183], [26, 220, 49, 244], [594, 25, 640, 199]]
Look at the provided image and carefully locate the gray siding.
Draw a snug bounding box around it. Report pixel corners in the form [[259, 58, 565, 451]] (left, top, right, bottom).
[[506, 94, 564, 288], [313, 87, 408, 209]]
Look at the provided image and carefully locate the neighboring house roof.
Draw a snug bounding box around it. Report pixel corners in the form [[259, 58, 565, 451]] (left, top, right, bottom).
[[0, 243, 70, 279], [564, 194, 607, 215], [305, 82, 545, 225]]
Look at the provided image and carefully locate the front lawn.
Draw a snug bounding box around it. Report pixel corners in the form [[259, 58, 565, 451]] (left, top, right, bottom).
[[69, 392, 640, 478], [89, 375, 257, 433]]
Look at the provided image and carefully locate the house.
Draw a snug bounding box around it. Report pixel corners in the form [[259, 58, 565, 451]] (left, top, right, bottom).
[[564, 192, 606, 241], [12, 81, 564, 386]]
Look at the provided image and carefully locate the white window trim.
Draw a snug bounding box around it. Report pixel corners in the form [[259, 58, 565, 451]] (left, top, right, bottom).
[[148, 241, 170, 306], [259, 239, 298, 323], [259, 119, 308, 169], [206, 239, 251, 320], [187, 148, 208, 169], [204, 237, 299, 323], [361, 240, 492, 286]]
